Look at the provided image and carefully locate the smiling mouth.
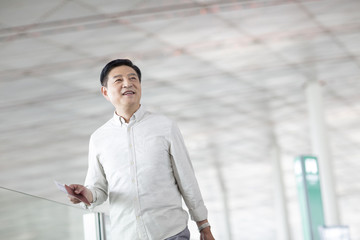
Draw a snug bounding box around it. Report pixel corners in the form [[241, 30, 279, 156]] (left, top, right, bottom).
[[122, 91, 135, 95]]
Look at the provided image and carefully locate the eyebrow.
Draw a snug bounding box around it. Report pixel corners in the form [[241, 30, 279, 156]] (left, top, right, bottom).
[[112, 73, 137, 79]]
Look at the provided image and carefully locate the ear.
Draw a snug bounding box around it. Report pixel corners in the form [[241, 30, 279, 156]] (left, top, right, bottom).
[[101, 86, 110, 101]]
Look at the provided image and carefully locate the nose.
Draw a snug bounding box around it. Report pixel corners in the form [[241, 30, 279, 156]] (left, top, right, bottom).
[[123, 78, 133, 88]]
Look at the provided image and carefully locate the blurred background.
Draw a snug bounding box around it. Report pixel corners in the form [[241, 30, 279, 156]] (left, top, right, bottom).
[[0, 0, 360, 239]]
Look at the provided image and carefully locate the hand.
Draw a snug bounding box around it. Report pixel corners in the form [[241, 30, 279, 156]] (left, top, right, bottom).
[[200, 227, 215, 240], [67, 184, 93, 204]]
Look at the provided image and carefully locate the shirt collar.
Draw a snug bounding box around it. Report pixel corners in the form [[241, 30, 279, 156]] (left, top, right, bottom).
[[113, 105, 146, 126]]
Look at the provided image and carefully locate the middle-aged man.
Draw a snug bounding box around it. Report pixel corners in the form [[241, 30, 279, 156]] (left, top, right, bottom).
[[68, 59, 215, 240]]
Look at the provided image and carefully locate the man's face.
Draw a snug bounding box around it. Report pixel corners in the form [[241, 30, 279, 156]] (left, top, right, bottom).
[[101, 65, 142, 110]]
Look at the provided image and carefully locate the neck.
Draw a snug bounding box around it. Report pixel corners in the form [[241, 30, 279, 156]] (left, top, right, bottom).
[[115, 104, 140, 123]]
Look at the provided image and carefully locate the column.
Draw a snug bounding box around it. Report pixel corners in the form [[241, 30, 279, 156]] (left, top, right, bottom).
[[270, 128, 291, 240], [305, 79, 339, 226]]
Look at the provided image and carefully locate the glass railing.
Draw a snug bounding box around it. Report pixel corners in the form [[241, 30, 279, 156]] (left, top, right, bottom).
[[0, 186, 92, 240]]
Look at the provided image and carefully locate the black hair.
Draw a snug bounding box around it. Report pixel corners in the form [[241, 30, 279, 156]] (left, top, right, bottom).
[[100, 59, 141, 86]]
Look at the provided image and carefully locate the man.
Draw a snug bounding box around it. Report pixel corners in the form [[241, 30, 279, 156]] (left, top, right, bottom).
[[69, 59, 215, 240]]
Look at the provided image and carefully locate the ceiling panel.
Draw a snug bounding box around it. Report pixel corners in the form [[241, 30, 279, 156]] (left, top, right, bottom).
[[1, 0, 360, 240]]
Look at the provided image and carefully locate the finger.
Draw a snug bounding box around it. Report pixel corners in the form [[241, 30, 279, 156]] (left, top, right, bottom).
[[71, 199, 80, 204], [68, 196, 81, 204], [69, 184, 83, 194], [75, 185, 85, 195], [68, 184, 78, 190], [74, 187, 81, 194]]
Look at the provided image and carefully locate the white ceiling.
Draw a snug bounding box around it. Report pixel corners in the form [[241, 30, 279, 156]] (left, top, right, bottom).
[[1, 0, 360, 239]]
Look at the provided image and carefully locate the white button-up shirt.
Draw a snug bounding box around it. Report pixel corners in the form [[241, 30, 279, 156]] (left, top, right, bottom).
[[84, 106, 208, 240]]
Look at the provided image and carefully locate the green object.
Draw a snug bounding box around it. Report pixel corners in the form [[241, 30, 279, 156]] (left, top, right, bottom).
[[295, 155, 325, 240]]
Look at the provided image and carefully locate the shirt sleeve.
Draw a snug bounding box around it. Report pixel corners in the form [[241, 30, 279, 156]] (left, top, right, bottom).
[[169, 121, 208, 222], [84, 135, 108, 208]]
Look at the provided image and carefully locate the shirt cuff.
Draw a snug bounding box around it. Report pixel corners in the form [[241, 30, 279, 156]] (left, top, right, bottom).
[[88, 187, 97, 203], [80, 186, 97, 210], [189, 204, 208, 222]]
